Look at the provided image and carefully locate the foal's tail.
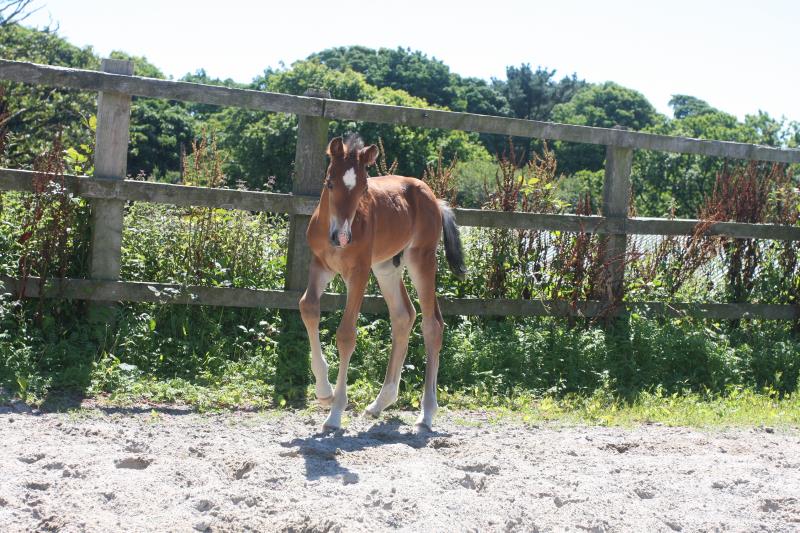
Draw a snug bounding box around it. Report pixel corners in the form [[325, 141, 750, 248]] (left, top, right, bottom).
[[439, 200, 467, 281]]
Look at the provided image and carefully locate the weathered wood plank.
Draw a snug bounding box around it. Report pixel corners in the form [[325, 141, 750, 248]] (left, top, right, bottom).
[[454, 210, 800, 241], [601, 144, 633, 305], [624, 217, 800, 241], [3, 276, 797, 320], [0, 59, 323, 116], [0, 276, 302, 309], [3, 169, 800, 241], [627, 301, 800, 321], [324, 99, 800, 163], [453, 208, 617, 233], [2, 59, 799, 163], [285, 89, 329, 291], [0, 168, 319, 214], [89, 59, 133, 282]]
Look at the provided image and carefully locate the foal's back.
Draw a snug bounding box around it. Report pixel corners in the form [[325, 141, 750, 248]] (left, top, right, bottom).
[[366, 175, 443, 263]]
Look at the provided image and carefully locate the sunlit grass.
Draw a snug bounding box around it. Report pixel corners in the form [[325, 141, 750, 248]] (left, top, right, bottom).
[[69, 370, 800, 429]]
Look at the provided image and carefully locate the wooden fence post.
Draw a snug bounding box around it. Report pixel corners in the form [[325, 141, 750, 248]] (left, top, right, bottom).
[[284, 88, 331, 291], [276, 88, 330, 402], [601, 141, 633, 313], [88, 58, 133, 322]]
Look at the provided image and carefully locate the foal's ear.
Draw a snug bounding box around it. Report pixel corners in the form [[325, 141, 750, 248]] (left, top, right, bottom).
[[359, 144, 379, 167], [326, 137, 344, 158]]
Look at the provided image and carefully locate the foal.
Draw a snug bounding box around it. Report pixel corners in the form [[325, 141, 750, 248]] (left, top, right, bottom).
[[299, 135, 466, 430]]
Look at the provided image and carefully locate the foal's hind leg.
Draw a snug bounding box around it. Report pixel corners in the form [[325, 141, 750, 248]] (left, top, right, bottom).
[[365, 258, 416, 418], [299, 258, 335, 406], [406, 246, 444, 430]]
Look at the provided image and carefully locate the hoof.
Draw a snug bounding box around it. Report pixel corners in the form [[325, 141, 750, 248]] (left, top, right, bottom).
[[363, 404, 382, 419], [316, 395, 333, 408], [415, 412, 434, 432], [322, 411, 343, 431], [413, 421, 432, 433]]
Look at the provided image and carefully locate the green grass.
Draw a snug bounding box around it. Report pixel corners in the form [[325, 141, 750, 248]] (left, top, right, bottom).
[[27, 367, 796, 429], [452, 388, 800, 428], [2, 145, 800, 428]]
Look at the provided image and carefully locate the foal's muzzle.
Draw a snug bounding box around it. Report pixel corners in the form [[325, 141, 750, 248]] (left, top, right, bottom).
[[330, 218, 352, 248]]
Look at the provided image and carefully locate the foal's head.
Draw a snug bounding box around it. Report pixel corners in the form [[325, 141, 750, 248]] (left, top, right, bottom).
[[324, 135, 378, 247]]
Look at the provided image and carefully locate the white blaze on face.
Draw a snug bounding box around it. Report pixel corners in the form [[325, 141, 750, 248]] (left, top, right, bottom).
[[342, 167, 357, 191]]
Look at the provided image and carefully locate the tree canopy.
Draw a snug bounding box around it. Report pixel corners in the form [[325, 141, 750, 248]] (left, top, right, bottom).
[[1, 26, 796, 214]]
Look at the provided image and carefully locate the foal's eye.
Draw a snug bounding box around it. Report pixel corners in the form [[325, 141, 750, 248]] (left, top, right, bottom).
[[326, 178, 333, 190]]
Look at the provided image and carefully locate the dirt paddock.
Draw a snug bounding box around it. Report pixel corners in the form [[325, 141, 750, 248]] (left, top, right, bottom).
[[1, 401, 799, 532]]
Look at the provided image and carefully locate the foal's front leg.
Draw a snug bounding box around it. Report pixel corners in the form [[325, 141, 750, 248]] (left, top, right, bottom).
[[323, 267, 369, 430], [299, 258, 335, 405]]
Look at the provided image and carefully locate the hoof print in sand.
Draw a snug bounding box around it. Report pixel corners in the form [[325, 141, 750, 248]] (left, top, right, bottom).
[[24, 481, 51, 491], [459, 473, 487, 492], [604, 442, 638, 454], [760, 497, 798, 513], [428, 437, 458, 449], [634, 487, 656, 500], [456, 462, 500, 476], [232, 461, 256, 480], [193, 520, 212, 532], [114, 456, 152, 470], [18, 453, 45, 464], [194, 499, 214, 512]]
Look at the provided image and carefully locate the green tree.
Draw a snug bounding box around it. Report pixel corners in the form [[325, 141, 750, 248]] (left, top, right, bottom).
[[219, 61, 490, 191], [496, 64, 584, 122], [127, 98, 196, 179], [0, 29, 196, 179], [309, 46, 456, 108], [179, 68, 249, 124], [310, 46, 513, 118], [109, 51, 197, 179], [217, 60, 367, 191], [0, 24, 98, 168], [485, 64, 585, 160], [451, 77, 510, 117], [310, 46, 514, 159], [551, 82, 660, 175], [668, 94, 715, 119], [633, 102, 789, 217]]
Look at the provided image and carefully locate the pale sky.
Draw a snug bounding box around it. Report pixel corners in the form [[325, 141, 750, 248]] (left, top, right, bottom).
[[20, 0, 800, 122]]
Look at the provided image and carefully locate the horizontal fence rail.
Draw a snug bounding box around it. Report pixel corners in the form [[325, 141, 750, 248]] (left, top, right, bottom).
[[0, 168, 320, 215], [3, 276, 797, 321], [1, 57, 799, 322], [323, 100, 800, 163], [0, 59, 323, 116], [3, 59, 800, 163], [3, 169, 800, 241]]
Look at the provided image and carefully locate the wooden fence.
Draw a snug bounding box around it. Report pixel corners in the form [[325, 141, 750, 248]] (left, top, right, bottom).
[[1, 57, 800, 321]]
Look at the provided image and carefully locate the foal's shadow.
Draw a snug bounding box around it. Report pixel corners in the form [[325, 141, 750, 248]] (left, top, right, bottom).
[[279, 416, 450, 483]]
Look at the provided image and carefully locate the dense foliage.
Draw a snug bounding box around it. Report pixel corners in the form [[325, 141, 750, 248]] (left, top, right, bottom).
[[1, 24, 799, 408]]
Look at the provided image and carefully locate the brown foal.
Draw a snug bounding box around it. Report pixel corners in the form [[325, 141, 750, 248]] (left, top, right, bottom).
[[299, 135, 466, 430]]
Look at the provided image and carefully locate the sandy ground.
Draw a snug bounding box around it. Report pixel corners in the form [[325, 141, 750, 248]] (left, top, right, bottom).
[[1, 399, 799, 533]]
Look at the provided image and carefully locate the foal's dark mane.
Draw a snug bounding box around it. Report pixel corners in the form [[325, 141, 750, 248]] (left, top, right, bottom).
[[344, 134, 364, 159]]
